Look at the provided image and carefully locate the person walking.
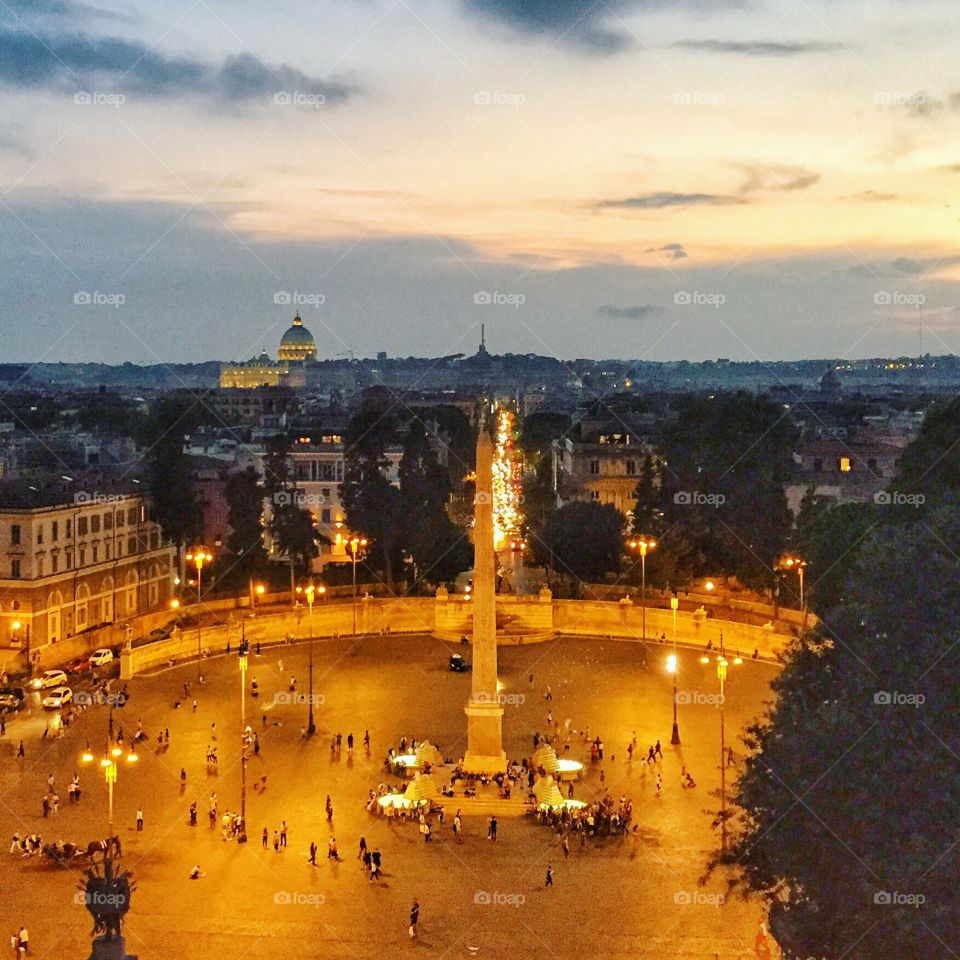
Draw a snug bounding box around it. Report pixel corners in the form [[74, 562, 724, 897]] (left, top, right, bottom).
[[347, 733, 354, 758], [363, 729, 370, 754], [358, 837, 367, 860], [561, 836, 569, 861], [273, 830, 280, 853], [309, 841, 317, 865], [136, 809, 143, 831], [327, 836, 339, 860], [545, 865, 554, 887], [488, 816, 498, 841], [409, 900, 420, 939], [280, 821, 288, 847], [17, 927, 27, 954], [325, 796, 333, 822], [655, 772, 662, 797], [261, 828, 268, 849], [16, 741, 23, 758], [654, 740, 663, 760]]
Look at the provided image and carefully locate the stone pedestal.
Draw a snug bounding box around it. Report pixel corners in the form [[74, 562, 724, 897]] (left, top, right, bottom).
[[89, 936, 136, 960], [463, 699, 507, 774]]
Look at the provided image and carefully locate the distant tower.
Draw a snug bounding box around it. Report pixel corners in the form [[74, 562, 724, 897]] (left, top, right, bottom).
[[478, 323, 488, 357], [819, 367, 841, 399]]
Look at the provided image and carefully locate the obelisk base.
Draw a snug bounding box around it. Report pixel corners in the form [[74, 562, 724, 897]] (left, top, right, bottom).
[[463, 700, 507, 774], [89, 936, 137, 960]]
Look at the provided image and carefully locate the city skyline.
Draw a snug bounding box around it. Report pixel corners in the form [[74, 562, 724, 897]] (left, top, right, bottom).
[[2, 0, 960, 362]]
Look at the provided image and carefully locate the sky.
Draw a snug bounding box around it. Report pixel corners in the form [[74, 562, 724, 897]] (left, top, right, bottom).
[[1, 0, 960, 363]]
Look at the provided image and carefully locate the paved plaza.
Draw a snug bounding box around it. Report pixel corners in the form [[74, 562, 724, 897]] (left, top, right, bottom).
[[0, 633, 778, 959]]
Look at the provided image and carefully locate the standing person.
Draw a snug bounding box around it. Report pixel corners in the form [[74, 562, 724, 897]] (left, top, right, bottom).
[[17, 927, 27, 954], [488, 816, 498, 841], [335, 733, 342, 756], [273, 831, 280, 853], [253, 734, 260, 757], [280, 821, 288, 847], [261, 828, 268, 849], [192, 699, 197, 713], [545, 865, 554, 887], [357, 837, 367, 860], [16, 741, 23, 758], [452, 811, 462, 837], [1, 715, 5, 737], [327, 836, 338, 860], [309, 841, 317, 865], [325, 796, 333, 822], [655, 772, 662, 797], [561, 835, 570, 861], [371, 848, 381, 878], [136, 809, 143, 831], [347, 733, 354, 758], [363, 729, 370, 754], [409, 900, 420, 939]]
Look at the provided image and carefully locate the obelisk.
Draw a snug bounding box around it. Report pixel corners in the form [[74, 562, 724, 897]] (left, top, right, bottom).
[[463, 415, 507, 773]]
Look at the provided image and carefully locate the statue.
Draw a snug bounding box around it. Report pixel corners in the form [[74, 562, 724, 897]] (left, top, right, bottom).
[[79, 856, 134, 943]]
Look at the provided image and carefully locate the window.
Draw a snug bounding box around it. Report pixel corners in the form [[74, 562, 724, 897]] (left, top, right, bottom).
[[839, 457, 852, 473], [589, 459, 600, 475], [115, 511, 125, 529], [36, 525, 43, 545], [868, 458, 878, 474], [127, 508, 137, 525], [590, 490, 601, 501], [322, 488, 331, 499], [78, 516, 88, 536], [10, 524, 20, 546], [91, 515, 101, 533], [65, 519, 72, 539], [321, 508, 331, 523], [10, 559, 20, 579], [625, 460, 636, 476], [128, 536, 137, 556], [51, 521, 58, 541], [105, 541, 111, 560], [51, 553, 59, 574], [79, 547, 87, 565], [92, 545, 99, 564], [104, 513, 113, 531], [813, 458, 823, 472], [65, 550, 73, 569]]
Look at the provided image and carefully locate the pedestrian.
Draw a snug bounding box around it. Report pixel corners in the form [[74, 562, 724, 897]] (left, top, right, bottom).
[[371, 848, 381, 877], [16, 741, 23, 758], [545, 865, 554, 887], [562, 836, 569, 861], [409, 900, 420, 939], [727, 746, 735, 767], [300, 725, 307, 740], [627, 741, 633, 762], [654, 739, 663, 760], [656, 772, 662, 796], [165, 728, 170, 743], [278, 658, 284, 673], [544, 684, 552, 701], [180, 768, 187, 786], [325, 796, 333, 821], [136, 809, 143, 831], [347, 733, 354, 757], [211, 722, 216, 740], [17, 927, 27, 954], [289, 676, 296, 691], [1, 716, 5, 736], [192, 699, 197, 712], [254, 734, 260, 756], [41, 795, 49, 818], [47, 773, 54, 791], [189, 865, 202, 880], [488, 816, 498, 841], [309, 841, 317, 865], [363, 729, 370, 753], [647, 745, 656, 764], [280, 821, 288, 847], [261, 827, 268, 848], [335, 733, 342, 756], [358, 836, 367, 860], [327, 836, 338, 860], [273, 831, 280, 852]]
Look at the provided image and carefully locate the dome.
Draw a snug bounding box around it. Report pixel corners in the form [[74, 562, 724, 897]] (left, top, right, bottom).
[[278, 313, 317, 362]]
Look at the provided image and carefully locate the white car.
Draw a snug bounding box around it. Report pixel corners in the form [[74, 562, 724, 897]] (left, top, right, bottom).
[[31, 670, 68, 690], [89, 648, 114, 667], [42, 687, 73, 709]]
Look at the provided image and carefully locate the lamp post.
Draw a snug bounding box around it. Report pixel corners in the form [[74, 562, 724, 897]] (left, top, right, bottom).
[[304, 584, 316, 735], [238, 639, 248, 839], [628, 537, 657, 641], [347, 537, 367, 638], [185, 548, 213, 679], [81, 735, 138, 841], [778, 555, 808, 627], [700, 634, 741, 852], [668, 594, 680, 744]]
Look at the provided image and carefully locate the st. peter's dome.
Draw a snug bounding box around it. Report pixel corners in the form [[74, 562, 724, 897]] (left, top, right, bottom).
[[278, 313, 318, 363]]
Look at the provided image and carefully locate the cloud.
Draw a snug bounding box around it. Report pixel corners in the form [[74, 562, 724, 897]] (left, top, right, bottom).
[[0, 28, 356, 103], [460, 0, 636, 53], [840, 191, 898, 202], [597, 192, 744, 210], [736, 164, 820, 194], [598, 303, 656, 319], [672, 39, 843, 56], [646, 243, 688, 259], [846, 254, 960, 278]]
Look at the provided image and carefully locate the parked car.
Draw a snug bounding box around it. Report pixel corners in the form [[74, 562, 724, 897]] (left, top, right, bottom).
[[147, 627, 172, 642], [31, 670, 68, 691], [89, 648, 114, 667], [65, 657, 92, 675], [42, 686, 73, 709], [0, 687, 25, 711], [449, 654, 471, 673]]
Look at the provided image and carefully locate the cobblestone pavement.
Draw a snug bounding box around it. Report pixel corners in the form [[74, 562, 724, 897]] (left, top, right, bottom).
[[0, 634, 779, 959]]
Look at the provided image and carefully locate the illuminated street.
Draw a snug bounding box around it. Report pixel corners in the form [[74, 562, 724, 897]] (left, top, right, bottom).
[[0, 634, 776, 959]]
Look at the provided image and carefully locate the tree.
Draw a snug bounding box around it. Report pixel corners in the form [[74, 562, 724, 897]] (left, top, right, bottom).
[[533, 501, 625, 584], [270, 501, 322, 578], [631, 454, 661, 535], [224, 467, 267, 583], [728, 509, 960, 960]]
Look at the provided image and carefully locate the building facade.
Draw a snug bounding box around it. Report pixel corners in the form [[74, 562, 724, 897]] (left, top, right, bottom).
[[0, 490, 175, 649], [551, 434, 646, 516]]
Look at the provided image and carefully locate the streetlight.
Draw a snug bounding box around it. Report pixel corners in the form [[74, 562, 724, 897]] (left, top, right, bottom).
[[668, 594, 680, 744], [346, 537, 368, 638], [81, 735, 138, 842], [627, 537, 657, 641], [185, 548, 213, 678], [778, 555, 808, 627], [700, 633, 741, 852], [302, 583, 317, 735]]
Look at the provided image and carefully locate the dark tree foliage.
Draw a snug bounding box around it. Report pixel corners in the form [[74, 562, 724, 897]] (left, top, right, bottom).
[[892, 396, 960, 501], [729, 510, 960, 960], [533, 501, 625, 582], [658, 392, 796, 591], [224, 467, 267, 583], [520, 410, 571, 460], [75, 392, 146, 437]]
